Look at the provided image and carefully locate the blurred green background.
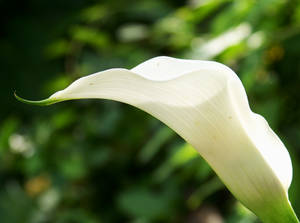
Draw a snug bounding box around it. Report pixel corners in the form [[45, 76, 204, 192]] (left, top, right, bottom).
[[1, 0, 300, 222]]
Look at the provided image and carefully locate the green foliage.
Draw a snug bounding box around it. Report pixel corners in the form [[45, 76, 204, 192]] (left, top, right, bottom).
[[1, 0, 300, 222]]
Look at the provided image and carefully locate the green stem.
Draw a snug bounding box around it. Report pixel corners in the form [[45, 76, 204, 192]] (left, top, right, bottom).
[[14, 92, 60, 106], [260, 201, 299, 223]]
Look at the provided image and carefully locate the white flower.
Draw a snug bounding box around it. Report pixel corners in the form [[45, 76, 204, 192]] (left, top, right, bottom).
[[16, 56, 299, 223]]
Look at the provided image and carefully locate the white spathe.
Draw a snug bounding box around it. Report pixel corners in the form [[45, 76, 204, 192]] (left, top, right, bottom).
[[19, 56, 297, 222]]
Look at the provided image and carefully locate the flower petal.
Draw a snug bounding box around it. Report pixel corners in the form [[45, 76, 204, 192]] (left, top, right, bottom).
[[15, 56, 298, 222]]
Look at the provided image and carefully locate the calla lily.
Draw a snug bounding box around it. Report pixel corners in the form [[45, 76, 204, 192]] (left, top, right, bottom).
[[15, 56, 299, 223]]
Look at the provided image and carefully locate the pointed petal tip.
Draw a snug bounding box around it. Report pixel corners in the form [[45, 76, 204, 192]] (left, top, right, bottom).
[[14, 91, 59, 106]]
